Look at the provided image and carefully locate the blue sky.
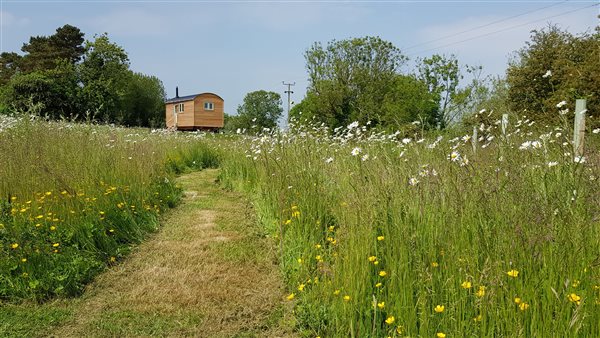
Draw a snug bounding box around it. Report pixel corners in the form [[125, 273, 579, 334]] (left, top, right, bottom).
[[1, 1, 598, 119]]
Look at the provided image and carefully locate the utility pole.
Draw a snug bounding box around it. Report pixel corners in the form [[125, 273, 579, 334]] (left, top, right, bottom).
[[282, 81, 295, 129]]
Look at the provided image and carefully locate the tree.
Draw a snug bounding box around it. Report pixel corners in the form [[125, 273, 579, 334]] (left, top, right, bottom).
[[20, 24, 84, 72], [121, 72, 166, 127], [0, 52, 23, 86], [380, 74, 439, 130], [301, 36, 408, 128], [235, 90, 283, 133], [506, 24, 599, 123], [1, 60, 80, 118], [79, 33, 130, 122], [417, 54, 463, 129]]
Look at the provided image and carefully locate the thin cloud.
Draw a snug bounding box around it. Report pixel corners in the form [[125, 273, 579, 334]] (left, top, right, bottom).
[[1, 11, 30, 27], [88, 8, 174, 37], [411, 6, 597, 74]]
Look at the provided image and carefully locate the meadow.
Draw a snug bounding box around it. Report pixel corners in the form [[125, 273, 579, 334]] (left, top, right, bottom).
[[0, 116, 219, 301], [1, 110, 599, 337], [217, 112, 600, 337]]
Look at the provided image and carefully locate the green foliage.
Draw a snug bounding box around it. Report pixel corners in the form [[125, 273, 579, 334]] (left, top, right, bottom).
[[20, 24, 85, 72], [297, 36, 409, 129], [417, 54, 463, 128], [1, 61, 80, 119], [0, 26, 165, 127], [228, 90, 283, 134], [380, 75, 439, 131], [506, 24, 600, 124], [79, 34, 131, 121]]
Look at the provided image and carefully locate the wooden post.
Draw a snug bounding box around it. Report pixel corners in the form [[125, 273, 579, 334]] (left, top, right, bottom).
[[573, 99, 587, 158], [472, 126, 478, 154], [501, 114, 509, 137]]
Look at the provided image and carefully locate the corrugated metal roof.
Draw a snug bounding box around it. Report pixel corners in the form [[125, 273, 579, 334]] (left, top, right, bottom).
[[165, 92, 224, 104]]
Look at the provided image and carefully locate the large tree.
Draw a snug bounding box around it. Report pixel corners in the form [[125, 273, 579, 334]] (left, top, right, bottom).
[[79, 33, 131, 121], [20, 24, 85, 72], [230, 90, 283, 133], [300, 36, 408, 128]]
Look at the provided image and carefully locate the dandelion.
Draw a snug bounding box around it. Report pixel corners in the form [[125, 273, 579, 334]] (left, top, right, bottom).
[[110, 256, 116, 262], [434, 305, 445, 313], [461, 281, 472, 289], [298, 284, 305, 291], [519, 302, 530, 311], [476, 286, 486, 298], [368, 256, 377, 262], [377, 301, 385, 309], [377, 236, 385, 241], [473, 314, 482, 322], [385, 316, 395, 325], [396, 326, 404, 334], [11, 243, 19, 249], [379, 270, 387, 277], [375, 282, 382, 288], [343, 295, 351, 302], [431, 262, 439, 268], [287, 293, 295, 300], [52, 243, 60, 247], [50, 226, 56, 231], [21, 258, 27, 262], [507, 269, 519, 278], [333, 289, 340, 295], [514, 297, 522, 304], [437, 333, 446, 338]]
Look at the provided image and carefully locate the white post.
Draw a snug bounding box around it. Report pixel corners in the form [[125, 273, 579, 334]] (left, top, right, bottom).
[[501, 114, 509, 137], [573, 99, 587, 158], [472, 126, 478, 154]]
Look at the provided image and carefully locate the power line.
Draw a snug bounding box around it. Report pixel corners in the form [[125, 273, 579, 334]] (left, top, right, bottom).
[[403, 0, 570, 51], [408, 2, 598, 57]]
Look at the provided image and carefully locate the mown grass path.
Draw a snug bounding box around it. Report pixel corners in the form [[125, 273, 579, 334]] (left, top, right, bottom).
[[1, 169, 294, 337]]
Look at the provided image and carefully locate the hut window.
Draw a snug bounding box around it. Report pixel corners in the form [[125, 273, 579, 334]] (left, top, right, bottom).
[[204, 102, 214, 110], [179, 103, 184, 112]]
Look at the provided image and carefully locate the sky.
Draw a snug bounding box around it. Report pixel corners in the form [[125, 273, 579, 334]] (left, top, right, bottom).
[[0, 0, 598, 122]]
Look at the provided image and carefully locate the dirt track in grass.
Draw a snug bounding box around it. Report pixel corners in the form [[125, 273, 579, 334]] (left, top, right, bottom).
[[49, 169, 295, 337]]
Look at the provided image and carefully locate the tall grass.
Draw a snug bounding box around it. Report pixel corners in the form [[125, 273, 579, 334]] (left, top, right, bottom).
[[219, 117, 600, 337], [0, 117, 220, 301]]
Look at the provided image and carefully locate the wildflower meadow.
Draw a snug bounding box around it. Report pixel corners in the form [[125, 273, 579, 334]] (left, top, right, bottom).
[[217, 111, 600, 337], [1, 108, 599, 337]]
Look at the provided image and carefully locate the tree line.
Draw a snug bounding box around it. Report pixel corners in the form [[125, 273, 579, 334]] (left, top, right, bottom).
[[0, 25, 165, 127], [229, 23, 598, 133]]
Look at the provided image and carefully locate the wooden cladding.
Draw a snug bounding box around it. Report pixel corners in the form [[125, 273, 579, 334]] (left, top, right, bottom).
[[165, 92, 224, 130]]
